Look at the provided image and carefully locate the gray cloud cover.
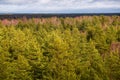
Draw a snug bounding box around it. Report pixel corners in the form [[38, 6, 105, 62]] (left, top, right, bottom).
[[0, 0, 120, 13]]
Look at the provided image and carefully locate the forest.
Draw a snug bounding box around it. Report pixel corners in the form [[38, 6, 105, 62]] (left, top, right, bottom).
[[0, 15, 120, 80]]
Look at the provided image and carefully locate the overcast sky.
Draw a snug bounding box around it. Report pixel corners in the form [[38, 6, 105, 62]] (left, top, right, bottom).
[[0, 0, 120, 13]]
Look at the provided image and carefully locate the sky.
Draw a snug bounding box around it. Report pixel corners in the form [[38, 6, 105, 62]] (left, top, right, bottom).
[[0, 0, 120, 13]]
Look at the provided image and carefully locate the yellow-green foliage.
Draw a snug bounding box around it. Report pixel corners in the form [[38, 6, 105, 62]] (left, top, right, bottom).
[[0, 16, 120, 80]]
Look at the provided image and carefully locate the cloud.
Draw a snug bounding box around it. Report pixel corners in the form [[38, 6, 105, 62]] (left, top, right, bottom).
[[0, 0, 120, 13], [0, 0, 37, 5]]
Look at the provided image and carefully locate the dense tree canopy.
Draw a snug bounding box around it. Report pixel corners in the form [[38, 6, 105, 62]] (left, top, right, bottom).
[[0, 16, 120, 80]]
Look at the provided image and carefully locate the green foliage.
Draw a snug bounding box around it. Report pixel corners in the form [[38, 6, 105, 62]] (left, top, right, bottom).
[[105, 52, 120, 80], [0, 16, 120, 80]]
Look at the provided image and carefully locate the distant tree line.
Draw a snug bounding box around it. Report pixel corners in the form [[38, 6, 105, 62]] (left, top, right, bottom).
[[0, 13, 120, 19]]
